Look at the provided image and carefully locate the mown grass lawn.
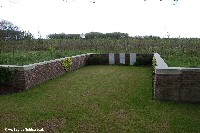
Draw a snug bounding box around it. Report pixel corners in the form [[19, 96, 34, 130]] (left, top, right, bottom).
[[1, 66, 200, 133]]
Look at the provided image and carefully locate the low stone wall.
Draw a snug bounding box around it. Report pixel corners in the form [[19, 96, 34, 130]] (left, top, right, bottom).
[[0, 53, 152, 92], [13, 61, 66, 89], [153, 53, 200, 102], [0, 54, 90, 91], [1, 52, 199, 102], [87, 53, 153, 66], [86, 54, 109, 65]]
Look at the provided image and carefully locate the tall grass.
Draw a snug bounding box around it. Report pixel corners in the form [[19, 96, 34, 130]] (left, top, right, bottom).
[[0, 37, 199, 67]]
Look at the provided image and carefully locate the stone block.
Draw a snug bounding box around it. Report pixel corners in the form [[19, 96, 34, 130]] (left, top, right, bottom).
[[130, 53, 136, 65], [120, 53, 125, 64], [109, 53, 115, 65]]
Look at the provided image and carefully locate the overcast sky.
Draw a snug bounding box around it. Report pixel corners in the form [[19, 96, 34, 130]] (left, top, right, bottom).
[[1, 0, 200, 38]]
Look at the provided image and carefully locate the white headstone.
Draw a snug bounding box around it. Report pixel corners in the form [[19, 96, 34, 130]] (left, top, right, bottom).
[[130, 53, 136, 65], [109, 53, 115, 65], [120, 53, 125, 64]]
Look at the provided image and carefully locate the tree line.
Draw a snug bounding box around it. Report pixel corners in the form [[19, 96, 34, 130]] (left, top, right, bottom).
[[47, 32, 129, 39], [0, 19, 161, 41]]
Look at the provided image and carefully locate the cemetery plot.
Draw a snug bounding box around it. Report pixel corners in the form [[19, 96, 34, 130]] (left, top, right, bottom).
[[1, 66, 200, 132]]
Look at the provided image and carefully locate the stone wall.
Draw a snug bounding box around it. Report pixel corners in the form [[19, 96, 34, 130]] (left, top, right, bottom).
[[180, 69, 200, 102], [88, 53, 153, 66], [154, 53, 200, 102], [1, 52, 199, 103], [86, 54, 109, 65], [0, 54, 90, 91], [0, 53, 152, 92], [136, 54, 153, 66]]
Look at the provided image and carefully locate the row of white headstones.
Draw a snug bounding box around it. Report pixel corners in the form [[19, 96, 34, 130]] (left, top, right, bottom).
[[108, 53, 136, 65]]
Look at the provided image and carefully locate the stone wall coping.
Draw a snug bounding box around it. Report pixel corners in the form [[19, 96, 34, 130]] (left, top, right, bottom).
[[0, 54, 91, 71], [76, 55, 82, 57], [156, 67, 200, 74], [1, 53, 199, 72], [154, 53, 200, 74], [0, 64, 37, 71], [154, 53, 168, 68], [23, 65, 36, 71], [43, 61, 51, 64], [33, 62, 44, 66], [0, 65, 18, 67], [50, 60, 57, 63], [87, 53, 97, 55], [60, 58, 66, 60], [73, 55, 79, 58], [156, 67, 182, 74], [27, 64, 37, 67], [0, 65, 25, 71], [168, 67, 200, 71], [55, 59, 62, 61], [168, 67, 200, 70]]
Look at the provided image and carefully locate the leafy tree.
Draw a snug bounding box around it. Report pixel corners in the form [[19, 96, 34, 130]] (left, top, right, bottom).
[[67, 34, 81, 39], [47, 33, 81, 39], [105, 32, 129, 39], [0, 19, 33, 41], [0, 19, 19, 31], [85, 32, 129, 39], [85, 32, 105, 39]]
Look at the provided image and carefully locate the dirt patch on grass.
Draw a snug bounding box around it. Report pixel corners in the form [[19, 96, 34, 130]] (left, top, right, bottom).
[[75, 110, 133, 132], [34, 118, 66, 133], [115, 109, 130, 119]]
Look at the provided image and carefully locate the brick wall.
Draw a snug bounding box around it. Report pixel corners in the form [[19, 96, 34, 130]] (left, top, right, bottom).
[[87, 53, 153, 66], [135, 54, 153, 66], [154, 53, 200, 102], [23, 61, 66, 89], [154, 74, 181, 101], [125, 54, 130, 65], [15, 52, 151, 90], [1, 52, 199, 103], [86, 54, 109, 65], [1, 53, 152, 92], [12, 70, 26, 90], [0, 54, 90, 91], [71, 55, 89, 71], [180, 69, 200, 102]]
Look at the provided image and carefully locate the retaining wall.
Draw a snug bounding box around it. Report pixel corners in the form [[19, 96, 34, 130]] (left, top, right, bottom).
[[0, 53, 152, 92], [1, 52, 199, 103], [87, 53, 153, 66], [0, 54, 90, 91], [154, 53, 200, 102]]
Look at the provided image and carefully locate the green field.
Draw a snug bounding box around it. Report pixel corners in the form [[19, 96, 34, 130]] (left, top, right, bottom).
[[0, 38, 200, 67], [1, 66, 200, 132], [0, 50, 91, 66]]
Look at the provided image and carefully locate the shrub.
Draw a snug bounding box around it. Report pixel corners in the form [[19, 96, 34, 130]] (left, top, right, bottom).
[[62, 58, 73, 72], [0, 67, 16, 84], [152, 56, 157, 74]]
